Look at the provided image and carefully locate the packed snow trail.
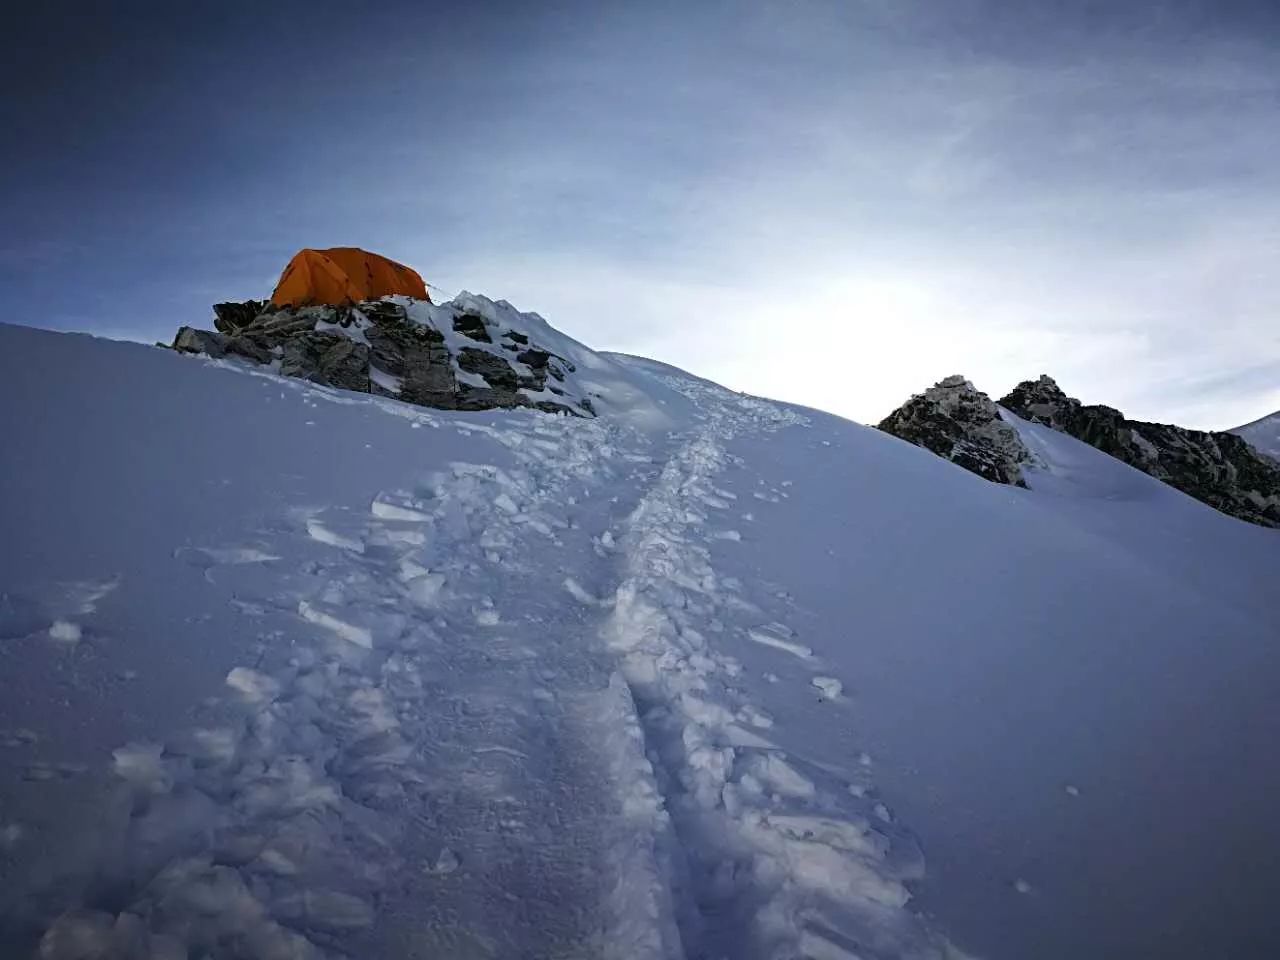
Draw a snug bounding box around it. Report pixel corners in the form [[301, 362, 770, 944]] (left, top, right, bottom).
[[0, 328, 959, 959], [8, 323, 1280, 959], [601, 363, 965, 960], [8, 379, 685, 957]]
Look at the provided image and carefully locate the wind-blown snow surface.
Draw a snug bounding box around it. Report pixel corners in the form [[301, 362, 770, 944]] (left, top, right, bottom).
[[2, 322, 1279, 960], [1233, 409, 1280, 461]]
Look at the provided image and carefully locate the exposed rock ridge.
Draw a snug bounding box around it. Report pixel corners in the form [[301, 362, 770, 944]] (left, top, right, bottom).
[[877, 375, 1035, 487], [1001, 375, 1280, 528], [171, 296, 593, 417]]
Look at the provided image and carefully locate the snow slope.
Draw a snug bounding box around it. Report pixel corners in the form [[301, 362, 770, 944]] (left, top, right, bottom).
[[2, 321, 1279, 960], [1233, 409, 1280, 461]]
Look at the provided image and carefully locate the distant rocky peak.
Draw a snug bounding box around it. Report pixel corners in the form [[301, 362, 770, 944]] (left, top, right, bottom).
[[878, 375, 1034, 487], [1000, 378, 1280, 529]]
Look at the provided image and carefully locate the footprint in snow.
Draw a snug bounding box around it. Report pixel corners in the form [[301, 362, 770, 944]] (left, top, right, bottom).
[[23, 761, 87, 782], [1, 728, 39, 748], [425, 847, 461, 876]]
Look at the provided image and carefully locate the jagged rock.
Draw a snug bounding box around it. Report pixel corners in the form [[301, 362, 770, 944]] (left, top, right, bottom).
[[246, 311, 320, 339], [458, 348, 518, 392], [364, 303, 457, 407], [212, 300, 268, 334], [457, 385, 521, 411], [516, 348, 551, 369], [1002, 376, 1280, 528], [878, 375, 1034, 487], [169, 297, 594, 418], [280, 332, 370, 392], [453, 313, 491, 342], [224, 337, 270, 364], [173, 326, 228, 357]]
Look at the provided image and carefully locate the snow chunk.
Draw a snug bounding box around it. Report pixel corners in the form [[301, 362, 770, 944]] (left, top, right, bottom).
[[812, 676, 844, 699], [305, 518, 364, 553], [564, 577, 613, 607], [112, 741, 169, 793], [747, 624, 813, 659], [47, 620, 81, 645], [371, 497, 431, 522], [226, 667, 281, 703], [298, 599, 373, 648]]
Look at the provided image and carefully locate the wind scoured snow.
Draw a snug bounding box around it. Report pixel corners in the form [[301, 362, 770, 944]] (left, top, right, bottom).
[[1233, 408, 1280, 462]]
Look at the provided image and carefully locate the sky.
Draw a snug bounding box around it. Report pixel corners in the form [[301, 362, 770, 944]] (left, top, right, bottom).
[[2, 0, 1278, 429]]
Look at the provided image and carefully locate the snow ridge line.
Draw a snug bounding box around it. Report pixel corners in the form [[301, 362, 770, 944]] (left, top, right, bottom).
[[604, 374, 967, 959]]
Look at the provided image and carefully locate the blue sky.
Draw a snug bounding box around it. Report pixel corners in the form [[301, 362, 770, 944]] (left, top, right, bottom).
[[2, 0, 1277, 428]]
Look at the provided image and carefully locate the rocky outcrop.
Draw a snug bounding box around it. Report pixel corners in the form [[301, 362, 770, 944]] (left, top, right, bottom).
[[279, 332, 369, 393], [878, 375, 1034, 487], [360, 301, 457, 408], [212, 300, 269, 335], [452, 312, 491, 343], [1002, 376, 1280, 528], [170, 297, 593, 417]]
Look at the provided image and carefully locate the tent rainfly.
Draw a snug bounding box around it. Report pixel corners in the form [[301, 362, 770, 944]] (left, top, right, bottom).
[[270, 247, 430, 307]]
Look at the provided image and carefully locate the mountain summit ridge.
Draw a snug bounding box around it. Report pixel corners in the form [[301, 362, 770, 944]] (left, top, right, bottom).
[[878, 373, 1280, 528]]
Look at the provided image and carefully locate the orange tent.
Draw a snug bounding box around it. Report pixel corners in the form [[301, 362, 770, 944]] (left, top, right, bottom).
[[270, 247, 430, 307]]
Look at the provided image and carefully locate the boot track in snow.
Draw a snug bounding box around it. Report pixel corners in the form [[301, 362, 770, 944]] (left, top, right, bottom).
[[17, 364, 960, 960]]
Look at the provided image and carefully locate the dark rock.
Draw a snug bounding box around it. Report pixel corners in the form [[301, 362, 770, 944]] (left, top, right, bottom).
[[532, 401, 573, 415], [1001, 376, 1280, 528], [212, 300, 267, 335], [453, 313, 492, 343], [172, 327, 228, 358], [458, 348, 518, 392], [248, 311, 323, 341], [456, 385, 521, 411], [516, 348, 550, 368], [224, 336, 272, 364], [878, 375, 1033, 487], [280, 332, 370, 392], [359, 304, 455, 405], [171, 297, 596, 419]]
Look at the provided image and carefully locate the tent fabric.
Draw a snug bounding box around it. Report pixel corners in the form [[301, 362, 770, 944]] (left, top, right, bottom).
[[270, 247, 430, 307]]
